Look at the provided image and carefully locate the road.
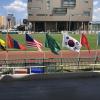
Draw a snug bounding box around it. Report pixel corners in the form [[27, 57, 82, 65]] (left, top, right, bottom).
[[0, 77, 100, 100]]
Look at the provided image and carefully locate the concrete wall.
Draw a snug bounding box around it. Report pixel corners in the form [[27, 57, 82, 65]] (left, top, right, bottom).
[[28, 0, 93, 22]]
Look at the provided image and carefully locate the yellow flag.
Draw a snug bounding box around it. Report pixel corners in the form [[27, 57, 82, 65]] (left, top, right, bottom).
[[0, 39, 6, 47]]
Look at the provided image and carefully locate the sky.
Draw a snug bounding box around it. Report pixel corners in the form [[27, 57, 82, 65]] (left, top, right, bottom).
[[93, 0, 100, 21], [0, 0, 99, 22], [0, 0, 27, 23]]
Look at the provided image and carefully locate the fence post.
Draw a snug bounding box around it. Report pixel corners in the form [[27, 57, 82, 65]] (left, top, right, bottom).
[[77, 58, 80, 70], [61, 57, 63, 65], [43, 58, 45, 66], [95, 56, 98, 64], [61, 58, 63, 72], [5, 59, 8, 67], [24, 59, 27, 67]]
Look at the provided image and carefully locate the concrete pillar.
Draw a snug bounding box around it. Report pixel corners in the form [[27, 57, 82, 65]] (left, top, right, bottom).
[[33, 22, 35, 32], [56, 22, 57, 32], [45, 21, 46, 32]]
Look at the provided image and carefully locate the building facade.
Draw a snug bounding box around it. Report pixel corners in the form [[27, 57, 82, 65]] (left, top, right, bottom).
[[28, 0, 93, 32], [0, 16, 6, 29], [7, 14, 16, 29], [90, 21, 100, 32]]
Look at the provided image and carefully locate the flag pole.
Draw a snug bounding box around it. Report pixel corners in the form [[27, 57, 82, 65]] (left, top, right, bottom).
[[24, 20, 29, 66], [43, 50, 46, 66], [77, 51, 80, 68], [24, 31, 27, 67], [78, 32, 82, 68], [95, 32, 99, 64], [5, 19, 10, 67], [61, 32, 63, 63], [25, 31, 33, 66], [43, 33, 46, 65], [61, 31, 65, 61]]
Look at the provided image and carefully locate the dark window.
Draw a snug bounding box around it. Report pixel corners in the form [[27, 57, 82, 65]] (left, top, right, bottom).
[[62, 0, 76, 7], [28, 0, 32, 2], [28, 14, 33, 16], [36, 14, 48, 16], [53, 8, 67, 15], [84, 0, 88, 3], [83, 11, 90, 16]]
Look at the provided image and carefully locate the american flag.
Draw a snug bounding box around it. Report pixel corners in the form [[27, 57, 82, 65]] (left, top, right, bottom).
[[26, 33, 42, 51]]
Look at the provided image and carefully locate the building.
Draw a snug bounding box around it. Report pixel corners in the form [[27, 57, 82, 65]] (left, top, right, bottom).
[[90, 21, 100, 32], [0, 16, 6, 29], [28, 0, 93, 32], [7, 14, 16, 29]]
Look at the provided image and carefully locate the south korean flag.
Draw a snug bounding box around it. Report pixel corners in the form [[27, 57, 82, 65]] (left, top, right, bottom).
[[62, 32, 82, 52]]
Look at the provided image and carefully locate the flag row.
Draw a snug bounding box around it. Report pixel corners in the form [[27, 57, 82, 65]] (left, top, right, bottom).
[[0, 32, 91, 54]]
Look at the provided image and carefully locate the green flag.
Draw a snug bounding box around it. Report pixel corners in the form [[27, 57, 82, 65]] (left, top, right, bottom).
[[45, 33, 61, 54], [97, 32, 100, 46]]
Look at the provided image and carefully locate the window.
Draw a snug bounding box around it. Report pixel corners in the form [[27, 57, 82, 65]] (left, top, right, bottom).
[[28, 13, 33, 16], [28, 0, 32, 2], [46, 0, 50, 10], [36, 14, 48, 16], [53, 8, 67, 15], [84, 0, 88, 3], [62, 0, 76, 7], [83, 11, 90, 16]]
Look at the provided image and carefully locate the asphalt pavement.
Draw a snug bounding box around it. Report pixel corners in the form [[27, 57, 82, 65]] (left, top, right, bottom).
[[0, 77, 100, 100]]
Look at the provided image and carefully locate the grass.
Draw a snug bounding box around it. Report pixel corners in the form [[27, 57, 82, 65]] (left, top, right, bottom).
[[0, 33, 99, 51]]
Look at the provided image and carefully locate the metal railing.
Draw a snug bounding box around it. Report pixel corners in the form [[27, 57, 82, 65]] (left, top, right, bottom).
[[0, 57, 100, 74]]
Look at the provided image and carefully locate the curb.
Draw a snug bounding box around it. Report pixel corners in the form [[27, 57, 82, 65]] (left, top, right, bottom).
[[0, 71, 100, 82]]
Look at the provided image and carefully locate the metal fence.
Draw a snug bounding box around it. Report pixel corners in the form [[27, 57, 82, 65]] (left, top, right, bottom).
[[0, 57, 100, 73]]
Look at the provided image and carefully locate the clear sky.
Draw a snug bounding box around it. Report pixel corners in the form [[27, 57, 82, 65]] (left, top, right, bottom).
[[0, 0, 99, 22]]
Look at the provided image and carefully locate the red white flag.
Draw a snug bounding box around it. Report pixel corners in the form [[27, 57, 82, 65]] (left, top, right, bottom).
[[26, 33, 43, 51], [80, 33, 90, 53], [62, 31, 82, 52]]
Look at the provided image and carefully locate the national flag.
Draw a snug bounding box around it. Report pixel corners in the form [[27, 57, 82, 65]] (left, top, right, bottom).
[[97, 32, 100, 46], [0, 39, 6, 47], [25, 33, 42, 51], [0, 39, 6, 50], [80, 33, 90, 53], [62, 32, 81, 52], [45, 33, 61, 54], [0, 43, 6, 50], [7, 34, 26, 50]]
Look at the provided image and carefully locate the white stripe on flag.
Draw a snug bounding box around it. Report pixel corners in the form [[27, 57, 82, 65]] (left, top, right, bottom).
[[26, 40, 42, 48]]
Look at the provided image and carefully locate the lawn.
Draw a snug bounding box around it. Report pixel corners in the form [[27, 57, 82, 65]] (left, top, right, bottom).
[[0, 33, 99, 51]]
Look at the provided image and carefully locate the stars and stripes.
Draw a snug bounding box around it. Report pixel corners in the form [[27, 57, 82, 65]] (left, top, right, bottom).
[[25, 33, 42, 51]]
